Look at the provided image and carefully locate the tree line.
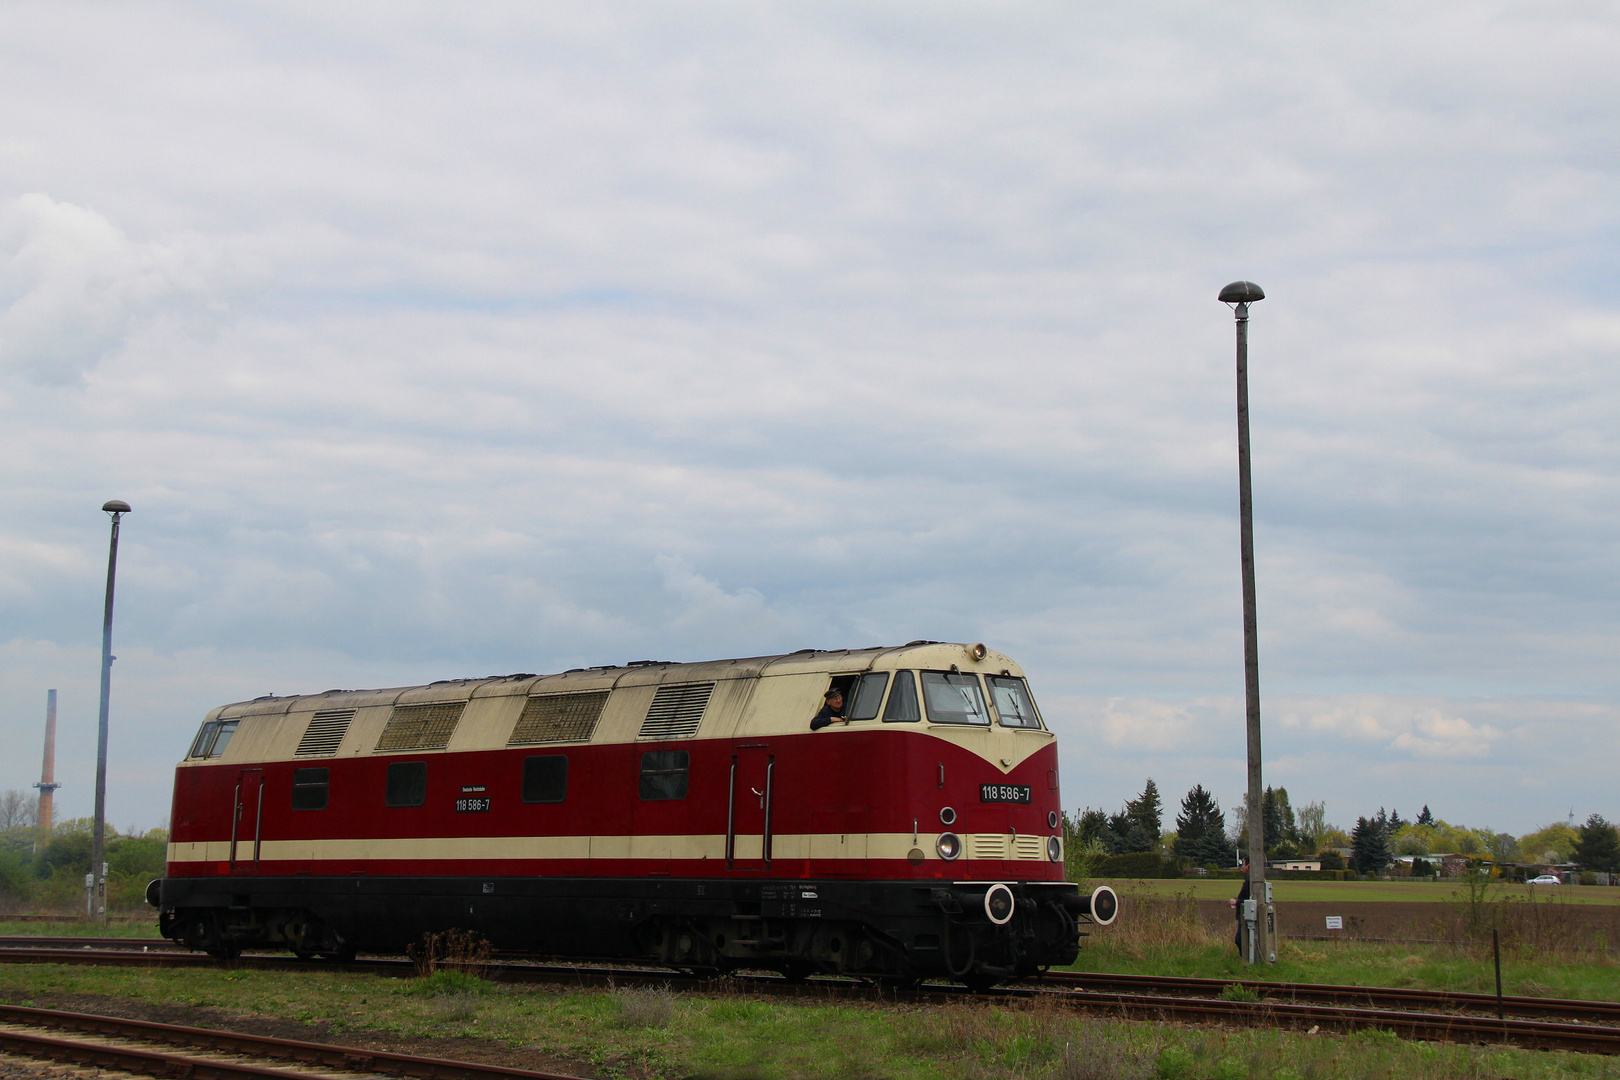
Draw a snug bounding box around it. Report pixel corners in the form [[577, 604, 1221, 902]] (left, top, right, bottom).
[[0, 789, 167, 912], [1069, 780, 1620, 876]]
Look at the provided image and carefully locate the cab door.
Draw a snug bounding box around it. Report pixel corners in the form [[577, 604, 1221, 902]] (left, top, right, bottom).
[[726, 745, 774, 871], [229, 769, 265, 872]]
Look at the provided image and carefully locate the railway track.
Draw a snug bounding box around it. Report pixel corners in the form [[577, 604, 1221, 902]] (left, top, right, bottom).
[[3, 942, 1618, 1055], [0, 1002, 588, 1080]]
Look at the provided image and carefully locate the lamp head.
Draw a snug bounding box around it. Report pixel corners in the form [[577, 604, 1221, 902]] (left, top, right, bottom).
[[102, 500, 131, 514], [1218, 281, 1265, 305]]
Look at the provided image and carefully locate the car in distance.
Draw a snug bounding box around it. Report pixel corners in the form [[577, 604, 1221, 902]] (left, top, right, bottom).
[[1528, 875, 1562, 885]]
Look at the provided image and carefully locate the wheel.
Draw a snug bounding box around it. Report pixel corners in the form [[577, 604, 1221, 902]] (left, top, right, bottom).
[[205, 944, 242, 961], [778, 961, 813, 984], [960, 974, 1000, 994]]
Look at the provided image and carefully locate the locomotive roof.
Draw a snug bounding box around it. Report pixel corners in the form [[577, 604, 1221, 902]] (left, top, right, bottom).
[[207, 641, 1025, 721]]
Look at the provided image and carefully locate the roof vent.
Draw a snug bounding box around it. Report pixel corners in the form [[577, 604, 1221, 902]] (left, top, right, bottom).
[[510, 691, 610, 745], [376, 702, 465, 752], [296, 709, 356, 756], [637, 682, 715, 740]]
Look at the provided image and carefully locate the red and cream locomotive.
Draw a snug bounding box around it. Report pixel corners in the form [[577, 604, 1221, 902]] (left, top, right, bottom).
[[155, 641, 1116, 985]]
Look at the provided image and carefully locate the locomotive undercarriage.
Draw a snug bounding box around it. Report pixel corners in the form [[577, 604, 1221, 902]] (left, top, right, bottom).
[[154, 876, 1101, 986]]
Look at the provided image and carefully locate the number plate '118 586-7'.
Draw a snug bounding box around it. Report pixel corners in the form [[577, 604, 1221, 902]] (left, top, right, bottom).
[[980, 784, 1031, 804]]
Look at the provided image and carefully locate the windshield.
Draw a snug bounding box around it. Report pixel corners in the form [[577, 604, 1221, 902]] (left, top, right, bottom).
[[920, 671, 990, 725], [987, 675, 1043, 729]]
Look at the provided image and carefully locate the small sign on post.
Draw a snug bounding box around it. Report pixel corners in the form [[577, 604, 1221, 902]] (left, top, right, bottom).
[[1325, 915, 1342, 942]]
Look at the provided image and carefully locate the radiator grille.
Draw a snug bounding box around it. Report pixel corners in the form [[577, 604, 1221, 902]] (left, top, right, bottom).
[[295, 709, 355, 756], [509, 691, 609, 745], [376, 702, 464, 752], [1014, 834, 1045, 861], [637, 683, 714, 740], [969, 834, 1009, 860]]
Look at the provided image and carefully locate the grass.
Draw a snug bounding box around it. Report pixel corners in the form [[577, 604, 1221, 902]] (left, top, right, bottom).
[[0, 961, 1617, 1079], [1069, 889, 1620, 1003], [0, 917, 157, 937], [1095, 878, 1620, 904]]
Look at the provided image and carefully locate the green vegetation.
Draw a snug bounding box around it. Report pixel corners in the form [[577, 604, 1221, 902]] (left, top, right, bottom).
[[0, 818, 167, 915], [1095, 877, 1620, 904], [1071, 888, 1620, 1003], [0, 961, 1615, 1079]]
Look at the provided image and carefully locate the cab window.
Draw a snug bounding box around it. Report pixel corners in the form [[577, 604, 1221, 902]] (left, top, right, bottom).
[[188, 719, 239, 759], [987, 675, 1043, 729], [847, 672, 889, 721], [920, 671, 990, 725], [883, 670, 920, 722]]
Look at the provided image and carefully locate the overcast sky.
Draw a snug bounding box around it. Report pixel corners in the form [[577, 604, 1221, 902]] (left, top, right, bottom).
[[2, 2, 1616, 839]]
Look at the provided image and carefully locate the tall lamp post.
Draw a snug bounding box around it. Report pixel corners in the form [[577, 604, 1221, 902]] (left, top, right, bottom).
[[90, 499, 130, 924], [1218, 281, 1274, 965]]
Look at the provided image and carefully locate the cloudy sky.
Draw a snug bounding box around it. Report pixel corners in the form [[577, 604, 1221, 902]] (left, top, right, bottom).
[[2, 3, 1616, 839]]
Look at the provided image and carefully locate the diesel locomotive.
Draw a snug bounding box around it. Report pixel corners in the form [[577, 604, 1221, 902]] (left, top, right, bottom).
[[154, 641, 1117, 985]]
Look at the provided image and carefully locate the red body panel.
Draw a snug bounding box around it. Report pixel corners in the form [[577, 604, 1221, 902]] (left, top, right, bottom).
[[167, 729, 1064, 882]]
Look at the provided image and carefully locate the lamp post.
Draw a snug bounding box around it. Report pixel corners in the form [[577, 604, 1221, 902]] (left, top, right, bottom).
[[1217, 280, 1273, 964], [90, 499, 130, 924]]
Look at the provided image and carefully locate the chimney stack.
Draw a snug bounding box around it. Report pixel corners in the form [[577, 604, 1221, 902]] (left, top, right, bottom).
[[33, 689, 60, 850]]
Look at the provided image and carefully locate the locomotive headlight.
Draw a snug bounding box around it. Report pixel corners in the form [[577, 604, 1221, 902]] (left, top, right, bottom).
[[939, 806, 957, 826], [1047, 836, 1063, 863], [936, 832, 962, 861], [1047, 811, 1059, 830]]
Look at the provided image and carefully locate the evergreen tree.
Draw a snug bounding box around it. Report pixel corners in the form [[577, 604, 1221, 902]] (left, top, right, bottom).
[[1127, 779, 1163, 840], [1349, 816, 1391, 875], [1261, 786, 1299, 858], [1416, 805, 1434, 827], [1572, 813, 1620, 874], [1173, 784, 1229, 866]]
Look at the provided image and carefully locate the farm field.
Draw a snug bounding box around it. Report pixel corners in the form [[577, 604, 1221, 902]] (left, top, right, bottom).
[[1093, 877, 1620, 904]]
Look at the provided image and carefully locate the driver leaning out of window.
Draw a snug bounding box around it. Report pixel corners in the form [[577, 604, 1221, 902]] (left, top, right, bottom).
[[809, 688, 847, 730]]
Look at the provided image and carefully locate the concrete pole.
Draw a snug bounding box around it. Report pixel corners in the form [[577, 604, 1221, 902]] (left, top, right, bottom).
[[91, 500, 130, 923], [1219, 280, 1272, 965], [1234, 302, 1270, 965]]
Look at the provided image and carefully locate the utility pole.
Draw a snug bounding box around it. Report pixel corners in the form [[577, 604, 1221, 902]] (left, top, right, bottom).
[[91, 499, 131, 924], [33, 689, 60, 854], [1218, 281, 1274, 965]]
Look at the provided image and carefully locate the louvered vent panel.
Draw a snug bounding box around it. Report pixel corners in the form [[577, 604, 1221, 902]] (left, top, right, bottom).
[[509, 691, 610, 745], [1014, 834, 1044, 861], [969, 834, 1009, 860], [636, 682, 715, 740], [376, 702, 465, 751], [295, 709, 356, 757]]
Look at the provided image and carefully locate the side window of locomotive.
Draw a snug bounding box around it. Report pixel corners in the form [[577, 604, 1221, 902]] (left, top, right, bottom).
[[883, 670, 920, 722], [189, 720, 239, 759], [291, 767, 330, 811], [987, 675, 1043, 729], [385, 761, 428, 807], [639, 751, 689, 801], [188, 722, 218, 758], [207, 720, 239, 757], [847, 672, 889, 721], [920, 671, 990, 725], [522, 755, 569, 803]]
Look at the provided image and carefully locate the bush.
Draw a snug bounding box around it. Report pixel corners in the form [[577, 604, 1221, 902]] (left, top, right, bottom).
[[1097, 852, 1178, 879]]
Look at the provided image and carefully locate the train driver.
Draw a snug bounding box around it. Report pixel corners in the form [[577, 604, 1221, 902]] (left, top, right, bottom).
[[809, 688, 848, 730]]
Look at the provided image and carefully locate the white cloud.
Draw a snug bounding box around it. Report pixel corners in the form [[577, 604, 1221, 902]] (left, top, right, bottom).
[[0, 194, 201, 384]]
